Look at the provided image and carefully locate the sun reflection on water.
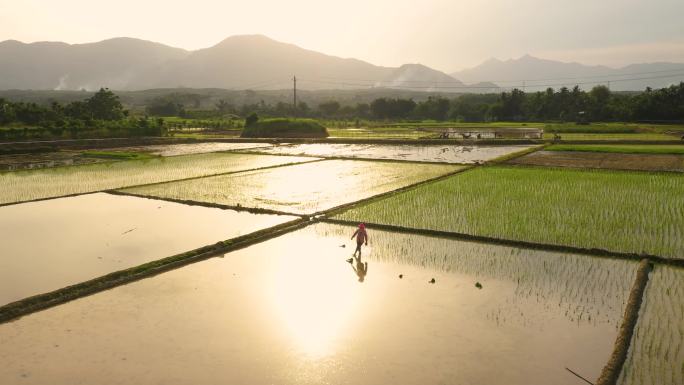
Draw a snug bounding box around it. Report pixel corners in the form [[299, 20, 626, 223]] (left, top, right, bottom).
[[267, 235, 363, 359]]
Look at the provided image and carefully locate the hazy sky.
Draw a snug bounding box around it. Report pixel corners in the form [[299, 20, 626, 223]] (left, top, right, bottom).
[[1, 0, 683, 71]]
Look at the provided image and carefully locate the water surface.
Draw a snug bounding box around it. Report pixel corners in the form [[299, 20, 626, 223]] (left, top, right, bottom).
[[241, 143, 535, 164], [0, 193, 296, 305], [121, 159, 461, 214], [0, 153, 313, 205], [0, 223, 635, 385]]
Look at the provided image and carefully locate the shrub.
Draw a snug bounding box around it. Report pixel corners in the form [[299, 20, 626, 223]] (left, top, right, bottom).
[[241, 118, 328, 138]]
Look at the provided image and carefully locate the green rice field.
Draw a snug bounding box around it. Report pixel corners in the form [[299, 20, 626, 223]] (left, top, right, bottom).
[[618, 265, 684, 385], [121, 160, 462, 214], [335, 166, 684, 258], [0, 153, 313, 205]]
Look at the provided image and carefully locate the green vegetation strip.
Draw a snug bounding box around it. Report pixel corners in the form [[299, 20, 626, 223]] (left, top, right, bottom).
[[547, 144, 684, 155], [80, 150, 157, 160], [596, 259, 653, 385], [0, 218, 310, 324], [334, 166, 684, 259]]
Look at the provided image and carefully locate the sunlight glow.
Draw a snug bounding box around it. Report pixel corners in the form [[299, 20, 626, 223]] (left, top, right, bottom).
[[267, 235, 361, 358]]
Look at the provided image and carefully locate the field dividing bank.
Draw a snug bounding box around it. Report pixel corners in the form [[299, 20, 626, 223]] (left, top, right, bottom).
[[332, 165, 684, 260], [596, 259, 652, 385], [119, 159, 465, 215], [0, 153, 317, 206], [617, 264, 684, 385], [0, 215, 310, 324]]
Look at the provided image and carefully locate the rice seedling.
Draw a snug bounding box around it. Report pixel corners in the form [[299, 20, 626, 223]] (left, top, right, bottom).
[[315, 223, 636, 327], [335, 166, 684, 258], [618, 265, 684, 385], [121, 160, 462, 215], [0, 153, 312, 205]]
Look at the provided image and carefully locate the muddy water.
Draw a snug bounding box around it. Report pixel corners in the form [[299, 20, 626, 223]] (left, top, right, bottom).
[[121, 159, 462, 214], [0, 193, 296, 305], [241, 143, 535, 163], [0, 223, 634, 385]]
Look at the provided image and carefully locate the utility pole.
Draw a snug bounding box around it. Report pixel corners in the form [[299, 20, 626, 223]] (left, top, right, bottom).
[[293, 75, 297, 118], [522, 80, 526, 92]]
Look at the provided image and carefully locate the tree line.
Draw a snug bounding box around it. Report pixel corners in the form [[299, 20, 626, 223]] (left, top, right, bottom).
[[145, 82, 683, 123], [0, 88, 165, 140]]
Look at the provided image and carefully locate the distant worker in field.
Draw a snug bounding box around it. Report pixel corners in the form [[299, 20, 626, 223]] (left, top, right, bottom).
[[351, 223, 368, 257]]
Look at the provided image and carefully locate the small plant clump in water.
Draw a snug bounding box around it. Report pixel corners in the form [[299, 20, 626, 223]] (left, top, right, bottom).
[[475, 282, 483, 289]]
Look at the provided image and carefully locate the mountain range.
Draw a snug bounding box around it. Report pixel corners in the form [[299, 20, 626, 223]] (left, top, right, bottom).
[[451, 54, 684, 92], [0, 35, 682, 92]]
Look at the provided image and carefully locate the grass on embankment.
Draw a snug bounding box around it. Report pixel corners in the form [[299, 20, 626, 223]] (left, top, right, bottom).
[[334, 166, 684, 258], [81, 151, 157, 160], [547, 144, 684, 155]]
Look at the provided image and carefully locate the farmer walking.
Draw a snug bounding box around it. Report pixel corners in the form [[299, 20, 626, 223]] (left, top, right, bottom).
[[351, 223, 368, 257]]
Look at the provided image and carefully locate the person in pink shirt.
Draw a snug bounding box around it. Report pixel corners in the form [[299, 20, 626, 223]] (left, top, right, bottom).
[[351, 223, 368, 257]]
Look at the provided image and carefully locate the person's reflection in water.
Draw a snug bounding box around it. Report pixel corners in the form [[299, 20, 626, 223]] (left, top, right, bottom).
[[349, 254, 368, 282]]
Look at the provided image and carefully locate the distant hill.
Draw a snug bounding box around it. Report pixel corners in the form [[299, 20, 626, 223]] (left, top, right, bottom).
[[451, 54, 684, 91], [0, 35, 496, 92], [3, 36, 681, 92], [0, 38, 189, 90], [0, 35, 487, 92]]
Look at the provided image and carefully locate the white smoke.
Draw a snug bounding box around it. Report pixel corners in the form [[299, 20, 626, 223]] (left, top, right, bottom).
[[54, 75, 70, 90]]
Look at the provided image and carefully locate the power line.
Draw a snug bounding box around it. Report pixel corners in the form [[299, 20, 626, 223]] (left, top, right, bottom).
[[296, 66, 684, 85], [298, 72, 684, 90]]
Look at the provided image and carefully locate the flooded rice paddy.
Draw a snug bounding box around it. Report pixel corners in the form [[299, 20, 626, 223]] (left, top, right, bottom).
[[0, 153, 313, 205], [120, 159, 462, 214], [618, 265, 684, 385], [335, 166, 684, 258], [240, 143, 535, 163], [0, 151, 110, 171], [101, 142, 275, 157], [0, 223, 635, 385], [0, 192, 296, 305]]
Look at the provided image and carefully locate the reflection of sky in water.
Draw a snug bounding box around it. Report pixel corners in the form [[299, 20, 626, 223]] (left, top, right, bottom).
[[0, 153, 312, 205], [0, 222, 628, 385], [0, 192, 295, 305], [123, 160, 460, 214], [240, 143, 535, 164]]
